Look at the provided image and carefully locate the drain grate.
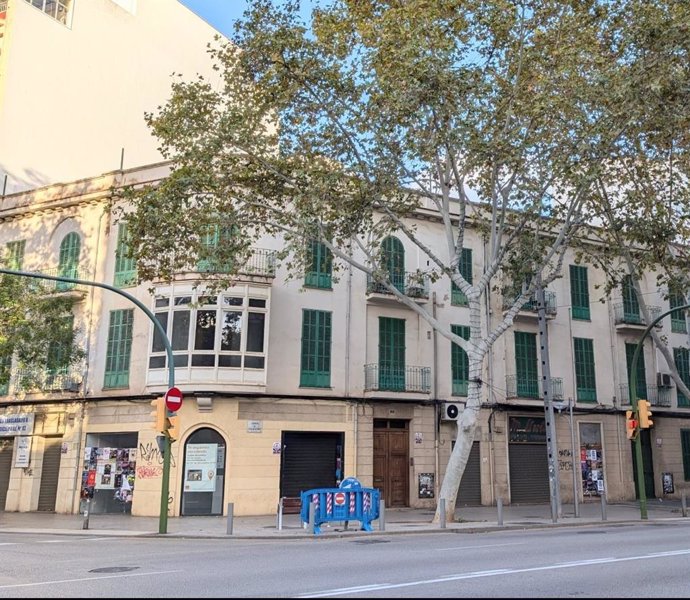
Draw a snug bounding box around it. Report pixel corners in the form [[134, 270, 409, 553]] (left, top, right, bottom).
[[89, 567, 140, 574]]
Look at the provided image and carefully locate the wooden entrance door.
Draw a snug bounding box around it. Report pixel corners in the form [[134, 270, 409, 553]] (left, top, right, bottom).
[[373, 419, 409, 507]]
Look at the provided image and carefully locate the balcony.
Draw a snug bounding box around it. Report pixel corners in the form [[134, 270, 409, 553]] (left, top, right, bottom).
[[27, 266, 89, 298], [506, 375, 563, 400], [613, 303, 661, 331], [618, 384, 672, 408], [197, 247, 277, 279], [366, 272, 430, 305], [364, 364, 431, 393], [9, 365, 82, 394], [0, 1, 7, 16], [503, 291, 557, 320]]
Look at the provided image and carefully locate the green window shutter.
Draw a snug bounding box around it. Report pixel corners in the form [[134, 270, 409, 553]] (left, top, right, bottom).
[[0, 354, 10, 396], [197, 224, 235, 273], [300, 310, 332, 387], [379, 317, 405, 391], [46, 314, 75, 375], [5, 240, 25, 270], [451, 248, 472, 306], [569, 265, 590, 320], [670, 288, 687, 334], [514, 332, 538, 398], [57, 232, 81, 291], [104, 309, 134, 389], [574, 337, 597, 402], [682, 430, 690, 481], [114, 223, 137, 287], [382, 237, 405, 293], [451, 325, 470, 396], [622, 275, 640, 323], [625, 342, 647, 402], [304, 241, 332, 289], [674, 348, 690, 407]]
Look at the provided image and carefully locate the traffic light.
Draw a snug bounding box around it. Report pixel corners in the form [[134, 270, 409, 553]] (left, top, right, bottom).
[[167, 413, 180, 441], [150, 397, 166, 433], [638, 399, 654, 429], [626, 410, 639, 440]]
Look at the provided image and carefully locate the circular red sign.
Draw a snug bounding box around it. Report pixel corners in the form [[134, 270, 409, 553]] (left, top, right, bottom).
[[165, 386, 183, 412], [334, 492, 346, 506]]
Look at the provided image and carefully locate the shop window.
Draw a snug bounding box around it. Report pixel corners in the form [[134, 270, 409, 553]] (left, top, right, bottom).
[[579, 422, 604, 497], [181, 428, 226, 516]]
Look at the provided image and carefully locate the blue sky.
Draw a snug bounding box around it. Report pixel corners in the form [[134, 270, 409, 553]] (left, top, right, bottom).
[[179, 0, 249, 37]]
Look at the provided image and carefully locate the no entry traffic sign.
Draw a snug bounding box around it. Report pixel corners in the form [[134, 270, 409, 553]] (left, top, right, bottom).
[[334, 492, 346, 506], [165, 386, 183, 412]]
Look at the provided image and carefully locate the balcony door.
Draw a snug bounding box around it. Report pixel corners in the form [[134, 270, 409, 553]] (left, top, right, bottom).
[[379, 317, 405, 391], [515, 332, 538, 398], [382, 236, 405, 293]]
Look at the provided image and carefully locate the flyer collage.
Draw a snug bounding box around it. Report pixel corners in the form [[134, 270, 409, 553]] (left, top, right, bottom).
[[82, 446, 137, 502]]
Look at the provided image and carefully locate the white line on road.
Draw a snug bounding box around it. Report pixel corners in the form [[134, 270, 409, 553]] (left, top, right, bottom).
[[0, 570, 182, 589], [297, 549, 690, 597]]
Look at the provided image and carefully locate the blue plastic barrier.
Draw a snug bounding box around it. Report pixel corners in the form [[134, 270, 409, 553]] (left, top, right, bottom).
[[300, 478, 380, 535]]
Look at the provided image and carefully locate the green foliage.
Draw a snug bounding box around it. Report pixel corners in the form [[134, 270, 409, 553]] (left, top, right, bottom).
[[0, 269, 83, 390]]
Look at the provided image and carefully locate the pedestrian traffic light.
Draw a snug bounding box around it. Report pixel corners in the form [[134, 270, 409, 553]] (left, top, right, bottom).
[[150, 397, 166, 433], [626, 410, 639, 440], [167, 414, 180, 441], [638, 399, 653, 429]]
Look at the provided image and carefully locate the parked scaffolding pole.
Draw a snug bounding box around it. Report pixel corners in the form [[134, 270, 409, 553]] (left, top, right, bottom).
[[536, 280, 561, 523]]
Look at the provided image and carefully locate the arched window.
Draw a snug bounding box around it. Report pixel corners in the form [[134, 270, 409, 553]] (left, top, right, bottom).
[[181, 427, 226, 516], [58, 232, 81, 279], [381, 236, 405, 293]]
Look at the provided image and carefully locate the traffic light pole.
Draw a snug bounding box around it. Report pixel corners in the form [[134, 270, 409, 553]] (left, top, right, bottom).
[[0, 268, 175, 534], [629, 303, 690, 521]]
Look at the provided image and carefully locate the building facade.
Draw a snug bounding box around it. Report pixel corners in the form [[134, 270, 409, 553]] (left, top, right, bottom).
[[0, 0, 223, 194], [1, 163, 690, 518]]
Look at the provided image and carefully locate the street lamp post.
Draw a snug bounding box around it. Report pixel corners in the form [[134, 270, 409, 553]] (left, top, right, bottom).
[[0, 268, 175, 534], [629, 303, 690, 520]]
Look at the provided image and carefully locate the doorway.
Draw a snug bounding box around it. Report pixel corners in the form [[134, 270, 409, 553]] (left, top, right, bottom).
[[373, 419, 409, 507]]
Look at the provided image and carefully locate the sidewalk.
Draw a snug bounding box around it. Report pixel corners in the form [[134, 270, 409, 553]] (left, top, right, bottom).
[[1, 499, 686, 540]]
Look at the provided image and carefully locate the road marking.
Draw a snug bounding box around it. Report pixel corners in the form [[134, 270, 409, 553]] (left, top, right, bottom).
[[297, 549, 690, 597], [0, 570, 181, 590], [37, 540, 71, 543], [0, 543, 17, 546]]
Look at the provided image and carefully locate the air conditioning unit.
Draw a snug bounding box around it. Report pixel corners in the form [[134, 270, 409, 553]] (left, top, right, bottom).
[[441, 402, 464, 421], [657, 372, 672, 388]]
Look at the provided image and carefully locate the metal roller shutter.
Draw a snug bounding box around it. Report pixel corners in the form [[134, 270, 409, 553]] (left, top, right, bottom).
[[37, 438, 62, 512], [458, 441, 481, 506], [509, 443, 550, 504], [0, 440, 12, 511], [280, 432, 341, 498]]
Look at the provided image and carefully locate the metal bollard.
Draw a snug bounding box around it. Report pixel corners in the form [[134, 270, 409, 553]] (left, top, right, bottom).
[[226, 502, 234, 535], [379, 500, 386, 531], [600, 491, 607, 521], [82, 497, 90, 530], [497, 498, 503, 527], [683, 490, 688, 518], [309, 501, 316, 534], [277, 498, 283, 531], [439, 498, 446, 529]]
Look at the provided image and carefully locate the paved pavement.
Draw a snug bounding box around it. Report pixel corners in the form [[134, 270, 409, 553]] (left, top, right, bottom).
[[1, 498, 687, 539]]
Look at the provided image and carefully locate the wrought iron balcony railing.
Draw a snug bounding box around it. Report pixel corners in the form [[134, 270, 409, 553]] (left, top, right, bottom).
[[506, 374, 563, 400], [11, 365, 83, 394], [618, 384, 672, 407], [613, 303, 661, 327], [364, 364, 431, 393], [503, 290, 557, 315], [0, 1, 8, 14], [26, 266, 89, 293], [366, 272, 430, 299], [197, 247, 277, 277]]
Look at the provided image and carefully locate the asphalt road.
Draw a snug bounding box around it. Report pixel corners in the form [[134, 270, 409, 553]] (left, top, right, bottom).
[[1, 522, 688, 598]]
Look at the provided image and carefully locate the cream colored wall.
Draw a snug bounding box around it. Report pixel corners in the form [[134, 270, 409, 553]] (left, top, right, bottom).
[[0, 0, 223, 193]]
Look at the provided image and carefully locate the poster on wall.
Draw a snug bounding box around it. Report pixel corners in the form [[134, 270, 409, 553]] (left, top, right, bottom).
[[184, 443, 218, 492], [14, 436, 31, 468], [418, 473, 435, 498]]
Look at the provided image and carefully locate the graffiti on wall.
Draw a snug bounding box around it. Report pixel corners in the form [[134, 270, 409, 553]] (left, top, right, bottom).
[[136, 441, 176, 479]]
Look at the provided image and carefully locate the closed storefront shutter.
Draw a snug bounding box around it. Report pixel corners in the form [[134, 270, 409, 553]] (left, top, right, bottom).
[[37, 438, 62, 512], [509, 443, 550, 504], [280, 432, 342, 498], [0, 440, 12, 511], [457, 441, 481, 506]]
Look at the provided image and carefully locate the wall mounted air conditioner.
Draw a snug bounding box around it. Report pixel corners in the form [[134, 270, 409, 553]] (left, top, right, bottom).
[[657, 372, 672, 388], [441, 402, 463, 421]]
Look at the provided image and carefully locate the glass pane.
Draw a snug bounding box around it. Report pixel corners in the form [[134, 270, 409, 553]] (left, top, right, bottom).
[[244, 356, 265, 369], [149, 355, 166, 369], [246, 313, 265, 352], [173, 354, 188, 367], [199, 296, 217, 305], [152, 313, 168, 353], [224, 297, 243, 306], [171, 311, 190, 351], [191, 354, 215, 367], [218, 355, 242, 367], [220, 312, 242, 351], [248, 298, 266, 308], [194, 310, 216, 350], [175, 296, 192, 306], [155, 297, 169, 308]]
